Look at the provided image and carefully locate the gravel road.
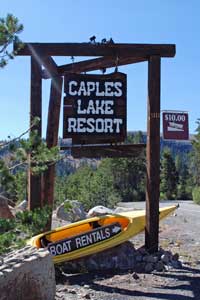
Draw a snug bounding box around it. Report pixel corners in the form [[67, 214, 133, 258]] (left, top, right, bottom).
[[55, 201, 200, 300]]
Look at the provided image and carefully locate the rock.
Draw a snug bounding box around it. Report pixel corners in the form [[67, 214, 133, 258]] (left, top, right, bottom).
[[138, 246, 148, 256], [17, 199, 28, 211], [155, 261, 165, 272], [6, 198, 15, 207], [60, 241, 136, 273], [172, 252, 179, 261], [132, 272, 140, 280], [8, 205, 17, 217], [0, 257, 4, 265], [142, 255, 148, 262], [77, 290, 91, 299], [161, 253, 170, 264], [171, 260, 182, 269], [135, 255, 143, 262], [56, 200, 86, 222], [114, 207, 133, 213], [145, 263, 154, 273], [145, 255, 158, 264], [68, 289, 77, 294], [0, 195, 14, 219], [87, 205, 113, 217], [0, 246, 55, 300], [56, 285, 69, 292], [84, 284, 90, 289]]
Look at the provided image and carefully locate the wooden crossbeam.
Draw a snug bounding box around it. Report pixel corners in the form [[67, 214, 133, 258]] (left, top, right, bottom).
[[14, 42, 176, 58], [61, 144, 146, 158], [42, 56, 147, 79]]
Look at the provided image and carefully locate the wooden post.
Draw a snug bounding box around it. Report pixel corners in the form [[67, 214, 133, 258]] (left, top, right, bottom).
[[28, 56, 42, 210], [42, 76, 63, 209], [145, 55, 161, 253]]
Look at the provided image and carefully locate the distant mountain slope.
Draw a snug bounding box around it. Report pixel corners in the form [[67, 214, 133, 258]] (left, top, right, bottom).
[[0, 133, 193, 177], [128, 131, 193, 154]]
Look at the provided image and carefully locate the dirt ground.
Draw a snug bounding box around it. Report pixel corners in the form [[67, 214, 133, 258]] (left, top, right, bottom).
[[55, 201, 200, 300]]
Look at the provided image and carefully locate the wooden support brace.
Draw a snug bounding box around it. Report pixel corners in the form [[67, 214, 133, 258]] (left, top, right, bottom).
[[42, 76, 63, 211], [41, 56, 59, 78]]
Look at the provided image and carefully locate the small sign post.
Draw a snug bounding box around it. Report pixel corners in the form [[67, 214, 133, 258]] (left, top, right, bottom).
[[162, 111, 189, 140], [63, 72, 127, 144]]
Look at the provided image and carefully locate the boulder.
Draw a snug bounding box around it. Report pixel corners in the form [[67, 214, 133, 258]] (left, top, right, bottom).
[[155, 261, 165, 272], [0, 246, 56, 300], [145, 262, 154, 273], [87, 205, 113, 217], [114, 206, 134, 214], [58, 244, 183, 274], [60, 241, 137, 273], [0, 195, 14, 219], [56, 200, 86, 222]]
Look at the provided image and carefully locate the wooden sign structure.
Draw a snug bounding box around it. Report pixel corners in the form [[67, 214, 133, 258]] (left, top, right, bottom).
[[63, 72, 127, 144], [15, 42, 176, 253]]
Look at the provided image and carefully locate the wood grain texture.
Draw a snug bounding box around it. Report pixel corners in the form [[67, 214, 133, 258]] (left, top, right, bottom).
[[42, 56, 147, 79], [41, 56, 58, 78], [61, 143, 146, 158], [63, 72, 127, 144], [28, 56, 42, 210], [145, 56, 161, 253], [14, 42, 176, 58], [42, 76, 63, 215]]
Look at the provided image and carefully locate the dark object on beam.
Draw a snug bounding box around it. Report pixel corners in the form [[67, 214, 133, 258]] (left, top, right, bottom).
[[61, 144, 146, 158], [14, 42, 176, 58], [42, 56, 147, 79]]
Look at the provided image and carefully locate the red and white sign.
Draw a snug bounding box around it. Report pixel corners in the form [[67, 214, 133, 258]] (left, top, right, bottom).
[[162, 111, 189, 140]]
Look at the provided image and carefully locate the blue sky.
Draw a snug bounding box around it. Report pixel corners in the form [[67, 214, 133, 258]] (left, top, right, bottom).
[[1, 0, 199, 140]]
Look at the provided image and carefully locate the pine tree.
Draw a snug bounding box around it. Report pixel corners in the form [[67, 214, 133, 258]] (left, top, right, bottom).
[[0, 131, 59, 203], [189, 119, 200, 204], [63, 132, 146, 208], [160, 148, 179, 200], [190, 119, 200, 186], [177, 163, 192, 200], [0, 14, 23, 67]]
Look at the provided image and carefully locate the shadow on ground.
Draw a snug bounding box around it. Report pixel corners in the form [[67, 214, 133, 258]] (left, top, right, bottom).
[[56, 264, 200, 300]]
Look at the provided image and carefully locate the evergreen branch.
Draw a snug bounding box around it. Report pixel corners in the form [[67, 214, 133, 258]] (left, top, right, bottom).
[[0, 118, 40, 149], [8, 162, 27, 171]]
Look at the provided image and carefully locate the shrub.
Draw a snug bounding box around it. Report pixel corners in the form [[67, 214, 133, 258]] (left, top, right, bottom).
[[0, 206, 51, 255], [192, 186, 200, 205]]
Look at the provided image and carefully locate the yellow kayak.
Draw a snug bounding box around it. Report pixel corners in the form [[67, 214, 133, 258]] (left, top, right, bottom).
[[28, 205, 177, 264]]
